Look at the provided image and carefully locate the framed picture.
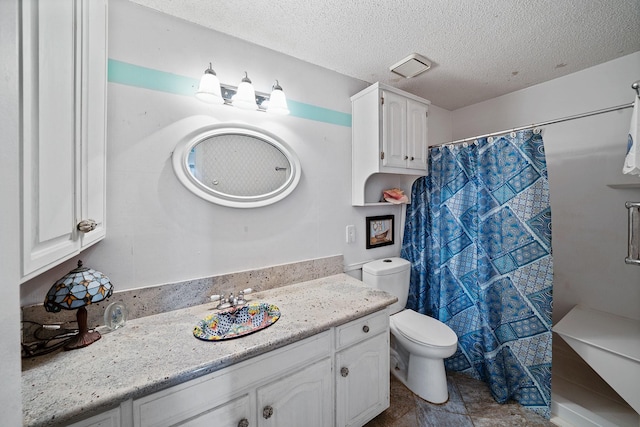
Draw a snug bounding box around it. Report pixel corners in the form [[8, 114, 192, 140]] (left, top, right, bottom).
[[366, 215, 394, 249]]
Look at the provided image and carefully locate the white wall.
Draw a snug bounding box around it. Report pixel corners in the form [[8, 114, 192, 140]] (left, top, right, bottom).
[[0, 0, 24, 424], [20, 0, 452, 305], [453, 52, 640, 323]]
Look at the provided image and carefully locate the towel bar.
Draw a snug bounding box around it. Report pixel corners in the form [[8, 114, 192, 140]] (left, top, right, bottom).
[[626, 201, 640, 265]]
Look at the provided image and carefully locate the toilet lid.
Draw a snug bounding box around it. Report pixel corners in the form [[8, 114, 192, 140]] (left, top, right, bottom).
[[392, 309, 458, 347]]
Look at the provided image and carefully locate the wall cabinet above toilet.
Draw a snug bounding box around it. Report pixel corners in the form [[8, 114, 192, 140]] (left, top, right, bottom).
[[351, 82, 430, 206]]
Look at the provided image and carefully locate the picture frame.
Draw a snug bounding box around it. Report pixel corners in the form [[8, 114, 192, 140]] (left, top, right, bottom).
[[366, 215, 394, 249]]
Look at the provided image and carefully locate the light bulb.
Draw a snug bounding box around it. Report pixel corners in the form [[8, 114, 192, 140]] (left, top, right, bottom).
[[231, 72, 258, 110], [195, 63, 224, 105], [265, 80, 290, 115]]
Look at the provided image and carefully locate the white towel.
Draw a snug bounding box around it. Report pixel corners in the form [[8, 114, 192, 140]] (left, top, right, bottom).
[[623, 95, 640, 176]]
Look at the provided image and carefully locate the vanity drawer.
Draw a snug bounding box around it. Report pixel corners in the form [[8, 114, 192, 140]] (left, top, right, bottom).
[[335, 309, 389, 350]]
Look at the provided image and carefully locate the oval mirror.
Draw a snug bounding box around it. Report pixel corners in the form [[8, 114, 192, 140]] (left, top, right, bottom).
[[172, 124, 301, 208]]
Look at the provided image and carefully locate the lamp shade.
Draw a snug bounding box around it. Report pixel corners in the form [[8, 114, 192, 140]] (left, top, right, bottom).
[[44, 260, 113, 350], [195, 63, 224, 105], [231, 72, 258, 110], [45, 260, 113, 312], [265, 80, 290, 115]]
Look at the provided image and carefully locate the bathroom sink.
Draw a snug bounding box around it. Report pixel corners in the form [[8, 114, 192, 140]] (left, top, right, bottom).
[[193, 302, 281, 341]]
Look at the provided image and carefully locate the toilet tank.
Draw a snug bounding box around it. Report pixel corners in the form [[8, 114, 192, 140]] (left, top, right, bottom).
[[362, 257, 410, 314]]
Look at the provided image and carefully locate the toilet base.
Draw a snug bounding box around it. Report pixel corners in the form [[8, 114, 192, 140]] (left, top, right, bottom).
[[390, 350, 449, 404]]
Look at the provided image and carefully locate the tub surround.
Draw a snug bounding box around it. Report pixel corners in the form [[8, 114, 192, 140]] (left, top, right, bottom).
[[22, 273, 397, 426], [22, 255, 344, 336]]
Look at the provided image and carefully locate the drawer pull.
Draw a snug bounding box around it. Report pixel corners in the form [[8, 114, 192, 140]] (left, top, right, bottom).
[[238, 418, 249, 427], [362, 325, 370, 333], [263, 405, 274, 419], [340, 367, 349, 377]]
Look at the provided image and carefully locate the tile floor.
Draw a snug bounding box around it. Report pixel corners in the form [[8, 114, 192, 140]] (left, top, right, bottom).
[[365, 371, 554, 427]]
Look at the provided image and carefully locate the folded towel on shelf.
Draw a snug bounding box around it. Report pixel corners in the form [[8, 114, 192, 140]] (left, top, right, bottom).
[[623, 95, 640, 176], [383, 188, 409, 204]]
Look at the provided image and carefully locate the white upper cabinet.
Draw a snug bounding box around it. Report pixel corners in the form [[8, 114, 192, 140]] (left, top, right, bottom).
[[380, 91, 428, 170], [21, 0, 108, 281], [405, 98, 429, 170], [351, 82, 430, 206]]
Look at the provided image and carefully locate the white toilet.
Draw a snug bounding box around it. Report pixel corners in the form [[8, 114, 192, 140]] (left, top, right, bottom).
[[362, 257, 458, 404]]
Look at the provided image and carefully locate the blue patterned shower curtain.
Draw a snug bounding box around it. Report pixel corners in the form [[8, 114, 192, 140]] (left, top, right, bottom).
[[401, 130, 553, 418]]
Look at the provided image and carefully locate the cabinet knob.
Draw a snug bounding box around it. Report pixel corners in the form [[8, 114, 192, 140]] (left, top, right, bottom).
[[238, 418, 249, 427], [404, 155, 409, 160], [362, 325, 370, 333], [340, 367, 349, 377], [263, 405, 274, 419], [77, 219, 97, 233], [410, 156, 415, 161]]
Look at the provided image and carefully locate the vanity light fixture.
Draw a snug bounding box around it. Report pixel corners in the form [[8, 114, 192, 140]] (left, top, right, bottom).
[[195, 63, 290, 115], [43, 260, 113, 350]]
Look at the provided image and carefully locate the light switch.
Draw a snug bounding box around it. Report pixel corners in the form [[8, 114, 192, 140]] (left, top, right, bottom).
[[346, 225, 355, 243]]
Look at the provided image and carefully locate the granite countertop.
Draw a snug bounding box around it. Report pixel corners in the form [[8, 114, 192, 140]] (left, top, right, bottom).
[[22, 274, 396, 427]]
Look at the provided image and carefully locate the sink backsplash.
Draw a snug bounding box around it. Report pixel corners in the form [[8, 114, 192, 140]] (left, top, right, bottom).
[[22, 255, 344, 340]]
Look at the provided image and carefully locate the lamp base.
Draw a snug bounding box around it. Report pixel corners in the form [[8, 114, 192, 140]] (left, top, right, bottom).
[[64, 306, 101, 351], [64, 330, 101, 350]]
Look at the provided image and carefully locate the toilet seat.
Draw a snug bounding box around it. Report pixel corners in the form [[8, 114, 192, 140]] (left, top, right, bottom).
[[391, 309, 457, 348]]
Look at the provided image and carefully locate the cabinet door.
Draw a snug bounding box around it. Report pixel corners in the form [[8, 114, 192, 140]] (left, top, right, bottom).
[[79, 0, 108, 248], [406, 99, 429, 170], [21, 0, 80, 277], [21, 0, 107, 280], [257, 358, 332, 427], [381, 90, 407, 169], [336, 332, 390, 427], [178, 394, 254, 427], [68, 407, 120, 427]]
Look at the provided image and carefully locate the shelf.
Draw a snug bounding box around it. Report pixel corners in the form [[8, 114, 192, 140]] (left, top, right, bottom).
[[606, 174, 640, 189], [607, 183, 640, 189], [353, 202, 407, 207], [553, 305, 640, 413]]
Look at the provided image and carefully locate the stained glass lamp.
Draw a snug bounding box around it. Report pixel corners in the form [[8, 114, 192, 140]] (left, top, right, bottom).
[[44, 260, 113, 350]]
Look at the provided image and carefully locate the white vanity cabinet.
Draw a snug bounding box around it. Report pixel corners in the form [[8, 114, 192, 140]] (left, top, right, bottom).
[[351, 82, 429, 205], [131, 332, 332, 427], [81, 311, 389, 427], [335, 310, 390, 427], [20, 0, 108, 281]]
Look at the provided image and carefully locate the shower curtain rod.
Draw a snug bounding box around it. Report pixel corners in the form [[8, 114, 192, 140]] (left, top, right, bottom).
[[431, 101, 634, 148]]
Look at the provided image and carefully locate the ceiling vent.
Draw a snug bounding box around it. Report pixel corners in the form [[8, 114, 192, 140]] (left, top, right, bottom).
[[389, 53, 432, 78]]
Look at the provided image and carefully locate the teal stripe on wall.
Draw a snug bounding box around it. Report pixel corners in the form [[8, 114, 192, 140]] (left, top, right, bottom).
[[288, 100, 351, 127], [108, 59, 352, 127], [108, 59, 199, 96]]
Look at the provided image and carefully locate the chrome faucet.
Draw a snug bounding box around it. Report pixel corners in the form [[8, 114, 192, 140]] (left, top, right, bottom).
[[210, 288, 252, 310]]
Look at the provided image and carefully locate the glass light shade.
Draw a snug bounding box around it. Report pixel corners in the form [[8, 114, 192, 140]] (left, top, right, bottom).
[[195, 65, 224, 105], [44, 260, 113, 312], [231, 72, 258, 110], [265, 84, 290, 115]]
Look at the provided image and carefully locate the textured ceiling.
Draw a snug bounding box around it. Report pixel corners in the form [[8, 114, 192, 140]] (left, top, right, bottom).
[[129, 0, 640, 110]]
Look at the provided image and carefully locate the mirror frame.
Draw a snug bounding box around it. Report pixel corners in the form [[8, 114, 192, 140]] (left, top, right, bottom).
[[172, 123, 301, 208]]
